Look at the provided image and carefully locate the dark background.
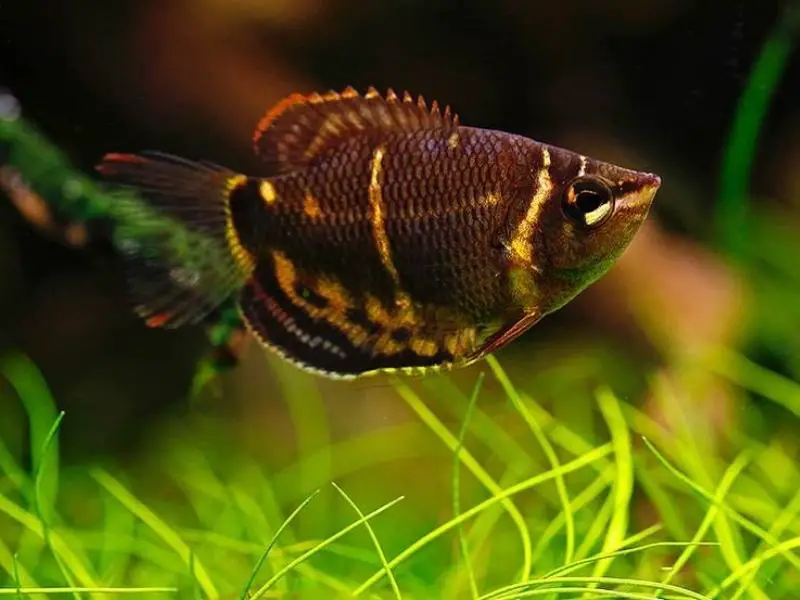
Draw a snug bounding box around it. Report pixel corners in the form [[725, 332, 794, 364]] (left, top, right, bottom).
[[0, 0, 798, 461]]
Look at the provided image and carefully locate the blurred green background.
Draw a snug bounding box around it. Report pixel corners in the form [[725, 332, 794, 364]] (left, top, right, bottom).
[[1, 1, 800, 598]]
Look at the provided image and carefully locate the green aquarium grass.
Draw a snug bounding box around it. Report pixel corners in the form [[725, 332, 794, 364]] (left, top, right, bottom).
[[715, 1, 798, 260], [1, 345, 800, 599]]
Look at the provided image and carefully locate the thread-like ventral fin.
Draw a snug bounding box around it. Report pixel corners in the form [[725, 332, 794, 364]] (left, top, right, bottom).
[[252, 86, 460, 173], [468, 311, 541, 361]]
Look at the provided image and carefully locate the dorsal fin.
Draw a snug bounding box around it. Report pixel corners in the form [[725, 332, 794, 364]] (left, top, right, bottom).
[[251, 86, 461, 173]]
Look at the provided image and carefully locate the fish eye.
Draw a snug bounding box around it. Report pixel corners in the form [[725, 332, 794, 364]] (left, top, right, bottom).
[[562, 176, 615, 229]]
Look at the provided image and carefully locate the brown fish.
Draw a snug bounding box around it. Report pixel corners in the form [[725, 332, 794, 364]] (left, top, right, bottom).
[[96, 86, 661, 379]]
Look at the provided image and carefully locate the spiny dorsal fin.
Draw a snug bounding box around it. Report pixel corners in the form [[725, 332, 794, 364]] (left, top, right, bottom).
[[251, 86, 460, 173]]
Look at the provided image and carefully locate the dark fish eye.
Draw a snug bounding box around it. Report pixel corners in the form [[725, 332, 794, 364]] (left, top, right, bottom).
[[562, 176, 615, 228]]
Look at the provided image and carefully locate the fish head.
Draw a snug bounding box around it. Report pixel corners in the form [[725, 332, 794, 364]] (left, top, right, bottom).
[[524, 145, 661, 313]]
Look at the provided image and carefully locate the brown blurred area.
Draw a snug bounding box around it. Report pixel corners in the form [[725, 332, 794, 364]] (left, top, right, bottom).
[[0, 0, 797, 463]]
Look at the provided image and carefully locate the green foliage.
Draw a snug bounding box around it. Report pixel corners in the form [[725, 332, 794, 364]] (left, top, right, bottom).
[[715, 2, 798, 260], [1, 347, 799, 599]]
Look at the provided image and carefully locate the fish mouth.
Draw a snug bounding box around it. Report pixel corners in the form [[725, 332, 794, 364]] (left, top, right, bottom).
[[626, 172, 661, 211], [643, 173, 662, 189], [610, 171, 661, 222], [641, 173, 662, 208]]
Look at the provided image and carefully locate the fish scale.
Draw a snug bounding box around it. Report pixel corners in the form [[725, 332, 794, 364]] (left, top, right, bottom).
[[96, 86, 660, 379]]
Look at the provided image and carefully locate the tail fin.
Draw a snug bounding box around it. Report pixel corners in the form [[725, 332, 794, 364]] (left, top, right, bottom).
[[96, 151, 254, 329]]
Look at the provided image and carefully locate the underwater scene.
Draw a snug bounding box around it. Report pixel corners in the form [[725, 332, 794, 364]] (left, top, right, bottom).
[[1, 1, 800, 598]]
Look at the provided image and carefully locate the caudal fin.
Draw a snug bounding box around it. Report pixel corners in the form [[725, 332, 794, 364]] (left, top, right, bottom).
[[96, 151, 254, 329]]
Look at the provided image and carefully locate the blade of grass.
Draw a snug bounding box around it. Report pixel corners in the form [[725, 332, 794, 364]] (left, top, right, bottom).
[[442, 375, 593, 582], [0, 588, 177, 595], [650, 369, 760, 597], [481, 575, 711, 600], [228, 466, 365, 594], [708, 472, 767, 600], [730, 483, 800, 599], [430, 371, 599, 580], [167, 446, 294, 595], [642, 437, 800, 572], [12, 552, 21, 600], [73, 531, 183, 577], [0, 492, 99, 590], [543, 541, 712, 581], [533, 467, 614, 564], [284, 564, 357, 596], [487, 356, 575, 566], [705, 534, 800, 598], [233, 459, 288, 535], [426, 378, 565, 589], [331, 482, 402, 600], [658, 451, 751, 595], [486, 588, 675, 600], [620, 403, 684, 470], [272, 422, 437, 503], [185, 534, 381, 567], [427, 370, 593, 557], [250, 493, 405, 599], [424, 375, 542, 473], [460, 466, 528, 588], [617, 523, 665, 549], [574, 489, 613, 561], [97, 490, 136, 586], [32, 411, 64, 526], [392, 378, 534, 582], [354, 444, 613, 595], [188, 550, 199, 600], [273, 362, 331, 529], [1, 548, 38, 599], [1, 355, 91, 595], [519, 391, 609, 469], [238, 489, 321, 600], [0, 352, 58, 512], [715, 2, 795, 258], [90, 468, 219, 599], [229, 480, 292, 594], [32, 412, 83, 599], [0, 435, 30, 502], [588, 387, 633, 585], [529, 466, 613, 565], [281, 564, 357, 596], [451, 372, 483, 600], [707, 347, 800, 418], [633, 453, 691, 541]]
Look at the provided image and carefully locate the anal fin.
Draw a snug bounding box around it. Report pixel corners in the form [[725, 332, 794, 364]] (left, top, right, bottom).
[[239, 254, 457, 378]]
